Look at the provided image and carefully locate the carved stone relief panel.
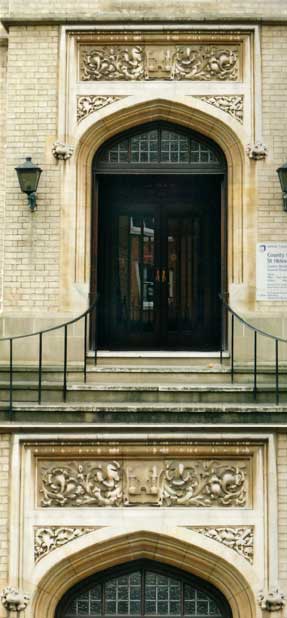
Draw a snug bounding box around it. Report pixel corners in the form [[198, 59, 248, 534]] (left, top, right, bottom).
[[77, 95, 125, 122], [40, 461, 122, 507], [38, 459, 249, 507], [34, 526, 101, 562], [80, 45, 240, 82], [186, 526, 254, 563], [194, 95, 244, 123]]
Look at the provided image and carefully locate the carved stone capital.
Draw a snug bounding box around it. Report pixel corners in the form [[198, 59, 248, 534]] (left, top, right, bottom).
[[52, 141, 74, 161], [1, 588, 30, 613], [258, 589, 285, 612], [246, 142, 268, 160]]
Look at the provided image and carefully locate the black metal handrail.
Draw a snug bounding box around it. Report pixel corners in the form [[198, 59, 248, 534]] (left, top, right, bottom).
[[220, 295, 287, 404], [1, 293, 285, 414], [0, 298, 98, 415]]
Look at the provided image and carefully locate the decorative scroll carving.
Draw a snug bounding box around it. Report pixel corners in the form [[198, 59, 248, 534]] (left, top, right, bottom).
[[258, 589, 285, 612], [34, 526, 98, 562], [189, 526, 254, 562], [161, 461, 247, 506], [80, 45, 240, 81], [81, 46, 144, 80], [77, 95, 124, 121], [171, 47, 239, 81], [1, 588, 30, 612], [195, 95, 243, 123], [40, 461, 122, 506], [246, 142, 268, 160], [39, 459, 248, 507], [52, 141, 74, 160]]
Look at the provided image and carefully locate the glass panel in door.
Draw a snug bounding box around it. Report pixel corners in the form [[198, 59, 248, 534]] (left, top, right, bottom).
[[111, 213, 157, 348], [167, 216, 201, 347], [166, 209, 220, 350]]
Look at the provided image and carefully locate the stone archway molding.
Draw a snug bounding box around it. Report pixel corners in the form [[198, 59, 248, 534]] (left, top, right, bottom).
[[31, 527, 258, 618], [61, 94, 252, 313]]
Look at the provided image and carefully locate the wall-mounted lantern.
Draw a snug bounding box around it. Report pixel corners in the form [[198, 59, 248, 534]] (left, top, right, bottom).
[[277, 162, 287, 211], [15, 157, 42, 212]]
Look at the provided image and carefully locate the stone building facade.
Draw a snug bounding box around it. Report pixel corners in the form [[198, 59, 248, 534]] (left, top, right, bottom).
[[0, 3, 287, 618]]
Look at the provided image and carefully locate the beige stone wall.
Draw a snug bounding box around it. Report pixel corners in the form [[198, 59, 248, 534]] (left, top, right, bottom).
[[4, 26, 61, 312], [0, 26, 7, 316], [0, 434, 10, 602], [1, 0, 287, 21], [278, 433, 287, 594], [249, 26, 287, 318], [258, 27, 287, 244]]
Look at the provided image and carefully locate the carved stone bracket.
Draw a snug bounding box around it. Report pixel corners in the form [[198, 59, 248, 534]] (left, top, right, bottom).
[[1, 588, 30, 613], [52, 141, 74, 160], [188, 526, 254, 563], [77, 95, 124, 122], [34, 526, 100, 562], [80, 45, 240, 82], [258, 589, 285, 612], [38, 459, 248, 507], [246, 142, 268, 160], [194, 95, 243, 123]]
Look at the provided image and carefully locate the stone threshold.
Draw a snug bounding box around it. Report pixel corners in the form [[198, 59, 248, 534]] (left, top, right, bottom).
[[0, 381, 285, 392], [4, 402, 287, 411], [67, 383, 284, 392], [87, 365, 229, 373], [90, 351, 229, 358]]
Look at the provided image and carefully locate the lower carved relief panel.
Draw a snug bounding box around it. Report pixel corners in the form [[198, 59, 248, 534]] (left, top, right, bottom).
[[38, 458, 249, 508]]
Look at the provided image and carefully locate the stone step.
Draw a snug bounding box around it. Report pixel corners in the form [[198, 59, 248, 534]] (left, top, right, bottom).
[[88, 352, 229, 367], [0, 381, 286, 405], [86, 365, 232, 384], [85, 365, 282, 384], [0, 363, 285, 385], [1, 401, 287, 425], [66, 383, 287, 404], [0, 366, 84, 382]]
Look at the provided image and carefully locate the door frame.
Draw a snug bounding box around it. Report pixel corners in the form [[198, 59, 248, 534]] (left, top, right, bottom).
[[90, 122, 228, 351]]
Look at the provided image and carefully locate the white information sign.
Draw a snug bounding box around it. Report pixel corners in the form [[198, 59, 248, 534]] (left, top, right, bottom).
[[256, 242, 287, 300]]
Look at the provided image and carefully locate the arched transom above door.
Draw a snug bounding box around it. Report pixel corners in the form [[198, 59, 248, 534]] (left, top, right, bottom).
[[95, 123, 226, 172], [58, 562, 231, 618]]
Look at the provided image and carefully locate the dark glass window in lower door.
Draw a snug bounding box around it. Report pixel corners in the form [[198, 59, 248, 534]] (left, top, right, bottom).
[[167, 216, 199, 342], [63, 569, 226, 618], [113, 214, 156, 346]]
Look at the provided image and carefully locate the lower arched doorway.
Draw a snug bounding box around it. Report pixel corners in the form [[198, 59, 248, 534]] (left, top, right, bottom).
[[91, 121, 227, 351], [56, 560, 232, 618]]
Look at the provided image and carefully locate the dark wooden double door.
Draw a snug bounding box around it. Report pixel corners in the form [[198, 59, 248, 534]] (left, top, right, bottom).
[[96, 175, 222, 350]]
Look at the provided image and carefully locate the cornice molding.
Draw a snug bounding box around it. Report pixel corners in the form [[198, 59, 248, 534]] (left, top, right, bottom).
[[2, 19, 287, 27]]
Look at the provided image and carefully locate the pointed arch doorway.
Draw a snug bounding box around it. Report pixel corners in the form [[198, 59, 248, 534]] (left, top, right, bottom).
[[91, 121, 227, 351]]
